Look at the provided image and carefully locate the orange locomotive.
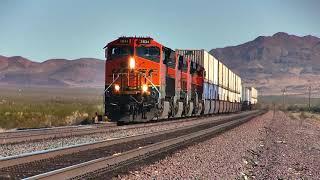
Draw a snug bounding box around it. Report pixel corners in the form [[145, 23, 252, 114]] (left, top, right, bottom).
[[104, 37, 204, 122]]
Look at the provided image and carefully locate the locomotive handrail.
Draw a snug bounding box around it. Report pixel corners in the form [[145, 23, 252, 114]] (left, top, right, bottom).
[[104, 74, 120, 93]]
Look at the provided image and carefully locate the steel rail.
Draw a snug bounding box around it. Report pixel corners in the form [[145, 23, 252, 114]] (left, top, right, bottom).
[[25, 111, 265, 180]]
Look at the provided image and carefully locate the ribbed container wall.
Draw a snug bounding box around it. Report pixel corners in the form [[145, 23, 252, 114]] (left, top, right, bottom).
[[203, 82, 209, 100], [203, 50, 209, 82], [238, 77, 242, 102], [218, 86, 223, 100], [208, 54, 214, 84], [248, 88, 252, 103], [251, 87, 258, 104], [218, 62, 223, 87], [213, 58, 218, 85], [237, 76, 241, 93], [228, 69, 231, 91], [241, 87, 245, 101], [251, 87, 258, 99], [235, 75, 238, 93], [222, 88, 226, 101], [229, 91, 234, 102], [176, 49, 205, 67], [241, 87, 249, 102], [209, 84, 214, 100], [224, 65, 229, 89]]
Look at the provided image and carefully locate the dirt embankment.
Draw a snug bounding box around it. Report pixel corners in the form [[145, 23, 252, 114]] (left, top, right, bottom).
[[244, 111, 320, 179]]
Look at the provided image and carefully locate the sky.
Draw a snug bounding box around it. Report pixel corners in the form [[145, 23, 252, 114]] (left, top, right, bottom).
[[0, 0, 319, 62]]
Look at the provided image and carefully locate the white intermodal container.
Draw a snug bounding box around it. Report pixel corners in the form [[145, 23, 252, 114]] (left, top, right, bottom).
[[229, 70, 234, 92], [232, 72, 235, 92], [238, 76, 242, 94], [213, 57, 218, 85], [239, 81, 243, 102], [242, 87, 249, 102], [176, 49, 205, 67], [218, 61, 223, 87], [235, 75, 238, 93], [203, 50, 209, 81], [250, 87, 258, 105], [224, 65, 229, 89], [236, 75, 239, 93], [223, 88, 227, 101], [176, 49, 246, 103], [230, 91, 234, 102], [208, 54, 214, 83], [223, 65, 226, 88], [248, 87, 252, 103], [251, 87, 258, 99], [218, 86, 223, 100], [228, 69, 231, 91], [176, 49, 209, 81]]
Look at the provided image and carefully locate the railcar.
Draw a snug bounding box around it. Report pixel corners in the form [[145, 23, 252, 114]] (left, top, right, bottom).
[[103, 37, 257, 122], [241, 86, 258, 110]]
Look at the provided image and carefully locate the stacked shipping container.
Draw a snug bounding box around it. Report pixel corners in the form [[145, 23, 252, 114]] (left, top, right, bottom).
[[241, 86, 258, 108], [178, 49, 243, 113], [251, 87, 258, 104]]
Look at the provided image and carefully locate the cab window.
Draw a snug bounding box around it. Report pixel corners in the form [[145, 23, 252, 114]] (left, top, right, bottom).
[[136, 46, 160, 62], [108, 46, 133, 60]]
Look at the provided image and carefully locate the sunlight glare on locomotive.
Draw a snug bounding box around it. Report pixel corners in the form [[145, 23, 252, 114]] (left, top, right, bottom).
[[114, 84, 120, 92], [129, 57, 135, 69], [142, 84, 148, 93]]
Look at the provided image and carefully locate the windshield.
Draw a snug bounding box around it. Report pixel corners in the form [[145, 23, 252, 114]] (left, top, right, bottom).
[[108, 46, 133, 60], [136, 46, 160, 62]]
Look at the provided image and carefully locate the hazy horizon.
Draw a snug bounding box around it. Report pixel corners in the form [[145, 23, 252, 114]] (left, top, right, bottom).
[[1, 0, 319, 62]]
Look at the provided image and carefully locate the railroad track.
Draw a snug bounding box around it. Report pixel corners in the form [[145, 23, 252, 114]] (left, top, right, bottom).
[[0, 110, 265, 179], [0, 111, 253, 145], [0, 123, 117, 144]]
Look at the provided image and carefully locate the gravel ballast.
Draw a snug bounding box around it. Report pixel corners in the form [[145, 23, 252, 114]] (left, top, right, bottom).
[[119, 111, 273, 179], [119, 111, 320, 179]]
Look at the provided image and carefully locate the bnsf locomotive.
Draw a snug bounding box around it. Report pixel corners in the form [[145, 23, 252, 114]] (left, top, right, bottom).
[[103, 37, 258, 122]]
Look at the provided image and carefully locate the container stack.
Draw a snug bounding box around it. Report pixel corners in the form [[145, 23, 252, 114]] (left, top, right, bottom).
[[177, 49, 244, 113]]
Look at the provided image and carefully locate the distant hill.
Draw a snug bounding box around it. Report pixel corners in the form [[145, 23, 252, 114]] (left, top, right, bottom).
[[1, 32, 320, 95], [210, 32, 320, 95], [0, 56, 105, 87]]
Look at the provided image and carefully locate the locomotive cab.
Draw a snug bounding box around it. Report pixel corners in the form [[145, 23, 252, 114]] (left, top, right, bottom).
[[104, 37, 173, 122]]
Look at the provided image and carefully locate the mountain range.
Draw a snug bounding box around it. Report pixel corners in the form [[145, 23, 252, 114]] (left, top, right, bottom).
[[210, 32, 320, 95], [0, 56, 104, 87], [1, 32, 320, 95]]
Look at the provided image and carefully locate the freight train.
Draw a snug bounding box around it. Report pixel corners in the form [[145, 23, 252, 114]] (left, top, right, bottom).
[[103, 37, 258, 122]]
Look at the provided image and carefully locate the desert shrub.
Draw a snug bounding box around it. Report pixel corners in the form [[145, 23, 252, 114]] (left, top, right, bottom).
[[300, 111, 308, 119], [0, 87, 104, 129]]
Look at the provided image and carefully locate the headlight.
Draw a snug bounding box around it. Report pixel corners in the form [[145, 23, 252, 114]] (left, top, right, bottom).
[[129, 57, 135, 69], [142, 84, 148, 92], [114, 84, 120, 91]]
